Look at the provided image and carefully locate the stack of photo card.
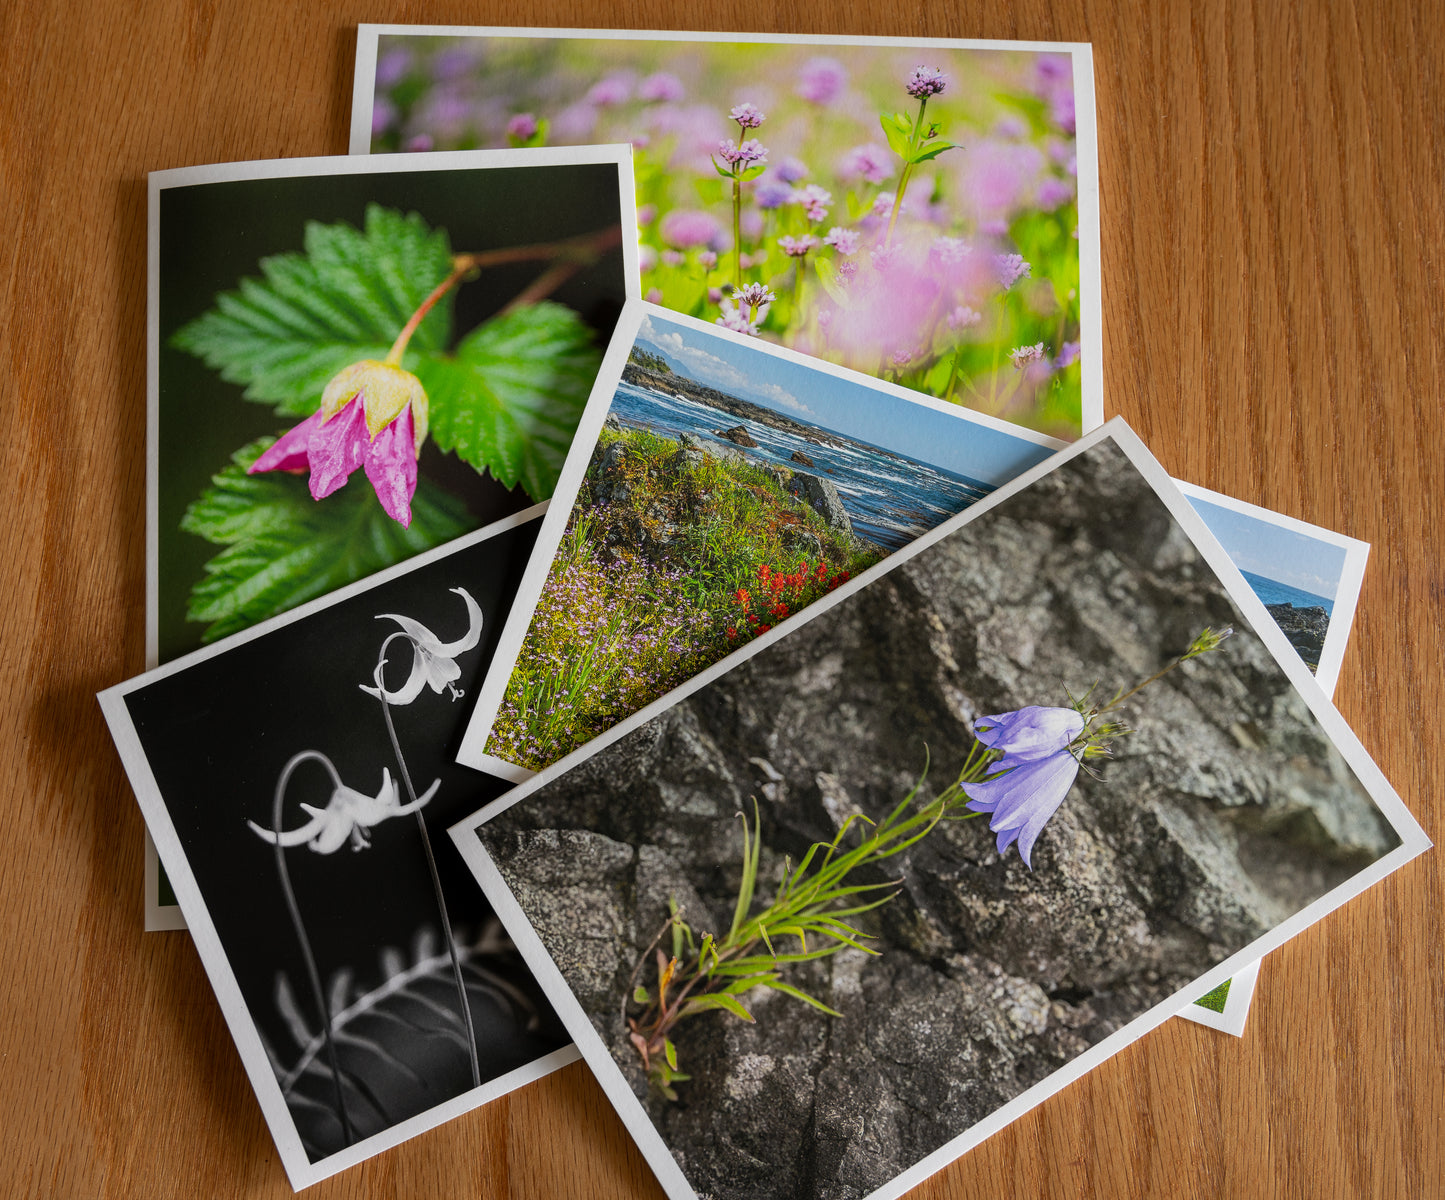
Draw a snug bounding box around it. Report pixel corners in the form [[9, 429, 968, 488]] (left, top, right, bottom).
[[99, 21, 1417, 1193], [447, 421, 1427, 1200]]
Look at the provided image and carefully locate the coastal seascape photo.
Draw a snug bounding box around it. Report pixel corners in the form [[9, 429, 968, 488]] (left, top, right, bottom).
[[450, 427, 1426, 1200], [456, 304, 1060, 776], [353, 28, 1101, 440]]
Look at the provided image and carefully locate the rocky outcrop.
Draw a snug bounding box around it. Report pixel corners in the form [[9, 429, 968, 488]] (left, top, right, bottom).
[[786, 472, 852, 535], [790, 449, 815, 467], [716, 424, 760, 448], [1265, 603, 1329, 670], [480, 439, 1398, 1200]]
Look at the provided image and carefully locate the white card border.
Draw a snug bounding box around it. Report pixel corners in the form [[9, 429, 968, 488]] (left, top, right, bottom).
[[448, 418, 1428, 1200], [348, 26, 1104, 438], [109, 504, 592, 1189], [1179, 957, 1262, 1037], [454, 298, 1066, 772]]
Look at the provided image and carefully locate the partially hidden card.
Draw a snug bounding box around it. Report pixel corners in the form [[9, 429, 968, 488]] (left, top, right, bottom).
[[350, 25, 1102, 441], [105, 510, 583, 1190], [143, 145, 637, 928], [449, 420, 1427, 1200]]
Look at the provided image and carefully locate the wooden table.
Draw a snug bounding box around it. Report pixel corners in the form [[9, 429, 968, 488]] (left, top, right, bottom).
[[4, 2, 1440, 1196]]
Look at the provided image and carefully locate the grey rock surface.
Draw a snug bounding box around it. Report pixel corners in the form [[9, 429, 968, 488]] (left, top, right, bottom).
[[478, 441, 1396, 1200], [787, 472, 853, 535]]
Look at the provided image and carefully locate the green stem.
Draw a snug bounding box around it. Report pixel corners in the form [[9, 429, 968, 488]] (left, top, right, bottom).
[[733, 177, 743, 286], [885, 96, 929, 247], [943, 347, 963, 403]]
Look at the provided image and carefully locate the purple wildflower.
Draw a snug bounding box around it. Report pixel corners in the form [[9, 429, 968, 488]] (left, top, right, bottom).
[[730, 102, 766, 129], [699, 250, 719, 270], [717, 138, 768, 169], [374, 48, 412, 88], [506, 113, 538, 141], [993, 253, 1032, 290], [930, 236, 972, 265], [661, 250, 684, 267], [755, 179, 794, 210], [835, 260, 858, 284], [404, 134, 434, 153], [871, 192, 898, 219], [735, 282, 776, 310], [779, 234, 819, 257], [1010, 342, 1046, 369], [646, 287, 665, 305], [638, 72, 685, 102], [1056, 341, 1081, 368], [823, 227, 861, 256], [660, 209, 724, 250], [636, 203, 657, 227], [796, 56, 847, 105], [371, 98, 397, 137], [948, 305, 982, 331], [792, 184, 832, 222], [777, 157, 810, 184], [837, 143, 893, 185], [432, 46, 478, 81], [906, 66, 947, 99], [587, 74, 632, 107], [890, 346, 920, 367], [716, 303, 759, 336], [961, 706, 1086, 868], [1037, 177, 1075, 209]]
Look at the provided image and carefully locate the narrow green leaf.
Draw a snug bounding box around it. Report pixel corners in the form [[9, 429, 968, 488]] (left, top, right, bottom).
[[664, 1040, 678, 1071], [760, 979, 844, 1018], [681, 993, 755, 1022]]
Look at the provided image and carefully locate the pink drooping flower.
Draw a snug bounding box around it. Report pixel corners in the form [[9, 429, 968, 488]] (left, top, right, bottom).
[[249, 359, 429, 527], [660, 208, 724, 250], [823, 227, 861, 256], [779, 234, 819, 257]]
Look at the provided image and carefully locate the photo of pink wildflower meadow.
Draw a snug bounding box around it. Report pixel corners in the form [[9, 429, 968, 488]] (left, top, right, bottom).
[[364, 33, 1091, 439]]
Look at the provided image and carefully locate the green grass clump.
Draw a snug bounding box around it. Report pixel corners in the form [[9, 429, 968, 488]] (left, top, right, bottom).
[[487, 426, 881, 769]]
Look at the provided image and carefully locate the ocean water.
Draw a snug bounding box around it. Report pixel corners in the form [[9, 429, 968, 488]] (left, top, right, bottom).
[[1240, 569, 1334, 616], [608, 381, 992, 551]]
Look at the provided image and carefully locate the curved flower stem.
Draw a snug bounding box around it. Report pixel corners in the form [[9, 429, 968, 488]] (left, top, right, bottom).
[[385, 225, 624, 364], [373, 632, 481, 1089], [732, 179, 744, 287], [269, 751, 354, 1144], [790, 257, 807, 323]]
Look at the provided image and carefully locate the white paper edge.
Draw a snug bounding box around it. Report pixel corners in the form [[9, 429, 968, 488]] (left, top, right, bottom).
[[447, 418, 1429, 1200], [105, 504, 585, 1188], [1176, 958, 1262, 1037], [454, 299, 1066, 771], [143, 143, 638, 925], [348, 29, 1104, 437]]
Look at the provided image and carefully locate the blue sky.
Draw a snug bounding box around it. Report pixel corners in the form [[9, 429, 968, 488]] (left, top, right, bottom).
[[632, 314, 1056, 486], [1186, 496, 1346, 600]]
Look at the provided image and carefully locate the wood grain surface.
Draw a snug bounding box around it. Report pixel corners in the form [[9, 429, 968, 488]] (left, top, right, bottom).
[[2, 2, 1441, 1197]]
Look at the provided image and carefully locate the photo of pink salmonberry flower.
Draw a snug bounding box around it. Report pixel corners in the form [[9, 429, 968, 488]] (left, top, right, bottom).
[[368, 36, 1088, 440]]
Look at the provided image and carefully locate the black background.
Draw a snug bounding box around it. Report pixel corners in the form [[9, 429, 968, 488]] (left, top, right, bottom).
[[125, 516, 568, 1119], [157, 160, 629, 663]]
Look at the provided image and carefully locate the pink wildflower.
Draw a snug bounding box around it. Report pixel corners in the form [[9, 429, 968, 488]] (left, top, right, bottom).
[[660, 209, 724, 250], [905, 66, 947, 98], [838, 143, 893, 185], [1009, 342, 1046, 369], [796, 57, 847, 105], [717, 138, 768, 170], [791, 184, 832, 222], [730, 102, 766, 129], [822, 227, 861, 255], [638, 72, 685, 102], [779, 234, 819, 257]]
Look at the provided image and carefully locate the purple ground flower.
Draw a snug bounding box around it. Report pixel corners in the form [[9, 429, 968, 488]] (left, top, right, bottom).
[[777, 157, 810, 184], [661, 250, 684, 267], [717, 138, 768, 169], [646, 287, 665, 304], [993, 252, 1033, 290], [730, 102, 766, 129], [906, 66, 948, 98], [636, 203, 657, 227], [961, 706, 1086, 868], [796, 56, 847, 105], [1056, 341, 1081, 368], [735, 282, 776, 310], [930, 235, 972, 265], [699, 250, 718, 270], [638, 72, 685, 102], [791, 184, 832, 222], [374, 47, 412, 88], [779, 234, 819, 257], [823, 227, 861, 255], [404, 134, 433, 152], [660, 209, 724, 250], [432, 45, 478, 81], [837, 143, 893, 185], [371, 98, 397, 137]]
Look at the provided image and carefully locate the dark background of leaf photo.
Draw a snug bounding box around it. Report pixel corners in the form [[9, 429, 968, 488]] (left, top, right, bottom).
[[125, 516, 569, 1160], [157, 162, 628, 664]]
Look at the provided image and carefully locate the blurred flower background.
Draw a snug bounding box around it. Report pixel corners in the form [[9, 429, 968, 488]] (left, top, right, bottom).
[[370, 36, 1085, 439]]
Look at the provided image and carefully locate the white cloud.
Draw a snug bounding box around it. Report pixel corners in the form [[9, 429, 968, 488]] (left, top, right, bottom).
[[637, 323, 812, 417]]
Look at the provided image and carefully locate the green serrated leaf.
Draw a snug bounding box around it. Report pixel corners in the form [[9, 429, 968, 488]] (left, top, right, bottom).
[[180, 438, 476, 642], [416, 301, 599, 500], [170, 204, 455, 416]]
